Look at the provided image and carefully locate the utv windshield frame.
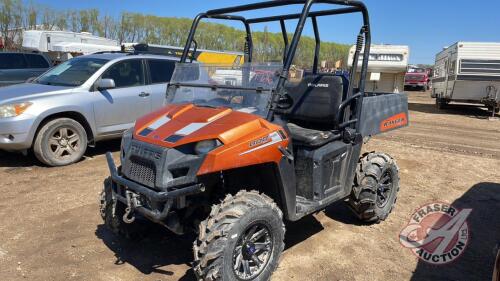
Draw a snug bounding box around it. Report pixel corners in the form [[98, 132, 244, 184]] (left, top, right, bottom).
[[179, 0, 371, 132]]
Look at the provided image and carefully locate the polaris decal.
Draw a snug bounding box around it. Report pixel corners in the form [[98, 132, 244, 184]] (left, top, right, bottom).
[[240, 132, 283, 155], [308, 83, 329, 88], [380, 113, 408, 132]]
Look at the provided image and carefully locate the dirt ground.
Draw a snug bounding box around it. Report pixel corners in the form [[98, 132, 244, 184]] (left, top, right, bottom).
[[0, 92, 499, 281]]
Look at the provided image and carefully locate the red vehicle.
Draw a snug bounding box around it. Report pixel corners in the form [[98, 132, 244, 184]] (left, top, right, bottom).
[[405, 68, 431, 91]]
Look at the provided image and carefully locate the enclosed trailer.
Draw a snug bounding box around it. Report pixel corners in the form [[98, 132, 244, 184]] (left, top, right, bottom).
[[22, 30, 120, 63], [432, 42, 500, 113], [348, 44, 410, 93]]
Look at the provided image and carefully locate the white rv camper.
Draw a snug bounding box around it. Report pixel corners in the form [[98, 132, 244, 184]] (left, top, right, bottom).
[[22, 30, 120, 63], [432, 42, 500, 114], [348, 44, 410, 93]]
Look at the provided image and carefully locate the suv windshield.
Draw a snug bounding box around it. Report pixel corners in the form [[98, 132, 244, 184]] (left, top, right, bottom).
[[37, 57, 108, 87], [167, 63, 282, 117]]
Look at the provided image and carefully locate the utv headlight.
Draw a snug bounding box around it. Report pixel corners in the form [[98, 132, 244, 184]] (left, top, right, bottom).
[[194, 139, 221, 155], [0, 102, 33, 118]]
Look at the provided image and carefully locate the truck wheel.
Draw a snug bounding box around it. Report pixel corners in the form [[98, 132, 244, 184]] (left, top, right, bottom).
[[100, 177, 142, 239], [193, 191, 285, 281], [33, 118, 87, 166], [489, 106, 500, 114], [347, 153, 400, 223], [436, 98, 448, 110]]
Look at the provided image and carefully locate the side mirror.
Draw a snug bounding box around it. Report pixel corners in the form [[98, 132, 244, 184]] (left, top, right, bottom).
[[97, 78, 116, 90]]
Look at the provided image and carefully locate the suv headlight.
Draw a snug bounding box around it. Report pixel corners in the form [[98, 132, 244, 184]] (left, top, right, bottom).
[[0, 102, 33, 118], [194, 139, 222, 155]]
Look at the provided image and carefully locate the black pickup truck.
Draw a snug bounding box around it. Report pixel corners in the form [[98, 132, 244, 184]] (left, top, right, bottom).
[[0, 52, 52, 87]]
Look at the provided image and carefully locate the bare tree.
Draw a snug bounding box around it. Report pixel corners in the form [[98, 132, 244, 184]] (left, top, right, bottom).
[[0, 0, 23, 49]]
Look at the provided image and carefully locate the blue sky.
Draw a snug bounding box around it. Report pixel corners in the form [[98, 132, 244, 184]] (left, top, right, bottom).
[[37, 0, 500, 64]]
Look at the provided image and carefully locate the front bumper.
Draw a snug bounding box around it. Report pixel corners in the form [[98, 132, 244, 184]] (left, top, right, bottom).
[[0, 114, 36, 151], [405, 82, 426, 87], [106, 153, 205, 222]]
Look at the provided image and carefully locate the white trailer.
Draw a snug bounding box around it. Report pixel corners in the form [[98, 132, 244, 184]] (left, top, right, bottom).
[[348, 44, 410, 93], [432, 42, 500, 114], [22, 30, 120, 63]]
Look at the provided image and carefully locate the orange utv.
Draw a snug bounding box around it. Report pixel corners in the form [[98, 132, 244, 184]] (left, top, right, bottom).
[[100, 1, 409, 280]]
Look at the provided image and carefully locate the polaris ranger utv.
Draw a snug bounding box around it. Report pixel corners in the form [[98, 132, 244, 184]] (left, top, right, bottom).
[[100, 1, 409, 280]]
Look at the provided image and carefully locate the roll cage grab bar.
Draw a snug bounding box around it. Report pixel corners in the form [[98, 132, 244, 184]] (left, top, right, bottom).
[[180, 0, 371, 133]]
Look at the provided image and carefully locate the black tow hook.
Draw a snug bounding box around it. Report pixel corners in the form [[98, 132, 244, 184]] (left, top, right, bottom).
[[123, 190, 141, 224]]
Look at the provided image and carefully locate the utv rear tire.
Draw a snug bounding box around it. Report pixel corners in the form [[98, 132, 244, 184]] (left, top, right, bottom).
[[100, 177, 142, 240], [33, 118, 87, 166], [193, 191, 285, 281], [347, 152, 400, 223]]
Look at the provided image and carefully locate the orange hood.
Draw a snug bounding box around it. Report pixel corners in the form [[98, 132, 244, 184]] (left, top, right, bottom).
[[133, 104, 273, 148]]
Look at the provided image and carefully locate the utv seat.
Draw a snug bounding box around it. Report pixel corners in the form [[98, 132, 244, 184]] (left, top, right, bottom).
[[287, 123, 338, 147], [282, 74, 345, 147]]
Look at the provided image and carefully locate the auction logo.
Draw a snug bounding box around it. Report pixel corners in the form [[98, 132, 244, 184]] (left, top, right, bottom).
[[399, 202, 472, 265]]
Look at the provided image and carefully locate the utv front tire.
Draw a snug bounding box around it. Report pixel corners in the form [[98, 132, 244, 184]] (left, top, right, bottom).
[[100, 177, 142, 239], [347, 153, 400, 223], [33, 118, 87, 166], [193, 191, 285, 281]]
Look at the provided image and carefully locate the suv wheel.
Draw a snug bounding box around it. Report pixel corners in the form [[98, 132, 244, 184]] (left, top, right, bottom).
[[33, 118, 87, 166], [347, 152, 400, 223], [193, 191, 285, 281]]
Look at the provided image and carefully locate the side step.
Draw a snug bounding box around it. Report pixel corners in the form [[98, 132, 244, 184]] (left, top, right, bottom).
[[295, 195, 344, 220]]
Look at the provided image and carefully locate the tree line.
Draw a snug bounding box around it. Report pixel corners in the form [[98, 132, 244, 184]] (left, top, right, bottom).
[[0, 0, 350, 67]]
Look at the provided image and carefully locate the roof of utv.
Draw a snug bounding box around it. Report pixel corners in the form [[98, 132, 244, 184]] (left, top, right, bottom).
[[180, 0, 370, 65]]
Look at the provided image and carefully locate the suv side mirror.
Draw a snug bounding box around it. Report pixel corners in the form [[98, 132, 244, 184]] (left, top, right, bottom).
[[97, 78, 116, 90]]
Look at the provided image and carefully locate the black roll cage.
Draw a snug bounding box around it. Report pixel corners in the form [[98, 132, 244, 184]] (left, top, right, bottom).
[[180, 0, 371, 133]]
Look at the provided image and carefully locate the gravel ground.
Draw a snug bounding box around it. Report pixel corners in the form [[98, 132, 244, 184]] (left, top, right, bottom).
[[0, 91, 499, 281]]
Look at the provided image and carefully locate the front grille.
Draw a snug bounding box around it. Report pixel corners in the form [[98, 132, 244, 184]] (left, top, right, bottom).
[[124, 156, 157, 188]]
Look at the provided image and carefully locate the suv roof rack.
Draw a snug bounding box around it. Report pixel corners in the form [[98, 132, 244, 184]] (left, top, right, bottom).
[[92, 44, 194, 59]]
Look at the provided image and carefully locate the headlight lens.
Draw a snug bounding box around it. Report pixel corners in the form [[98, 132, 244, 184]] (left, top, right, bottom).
[[0, 102, 33, 118], [194, 139, 220, 155]]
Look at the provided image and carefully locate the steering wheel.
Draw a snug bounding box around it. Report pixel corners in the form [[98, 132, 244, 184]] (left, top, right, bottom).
[[208, 98, 231, 106], [193, 99, 208, 104]]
